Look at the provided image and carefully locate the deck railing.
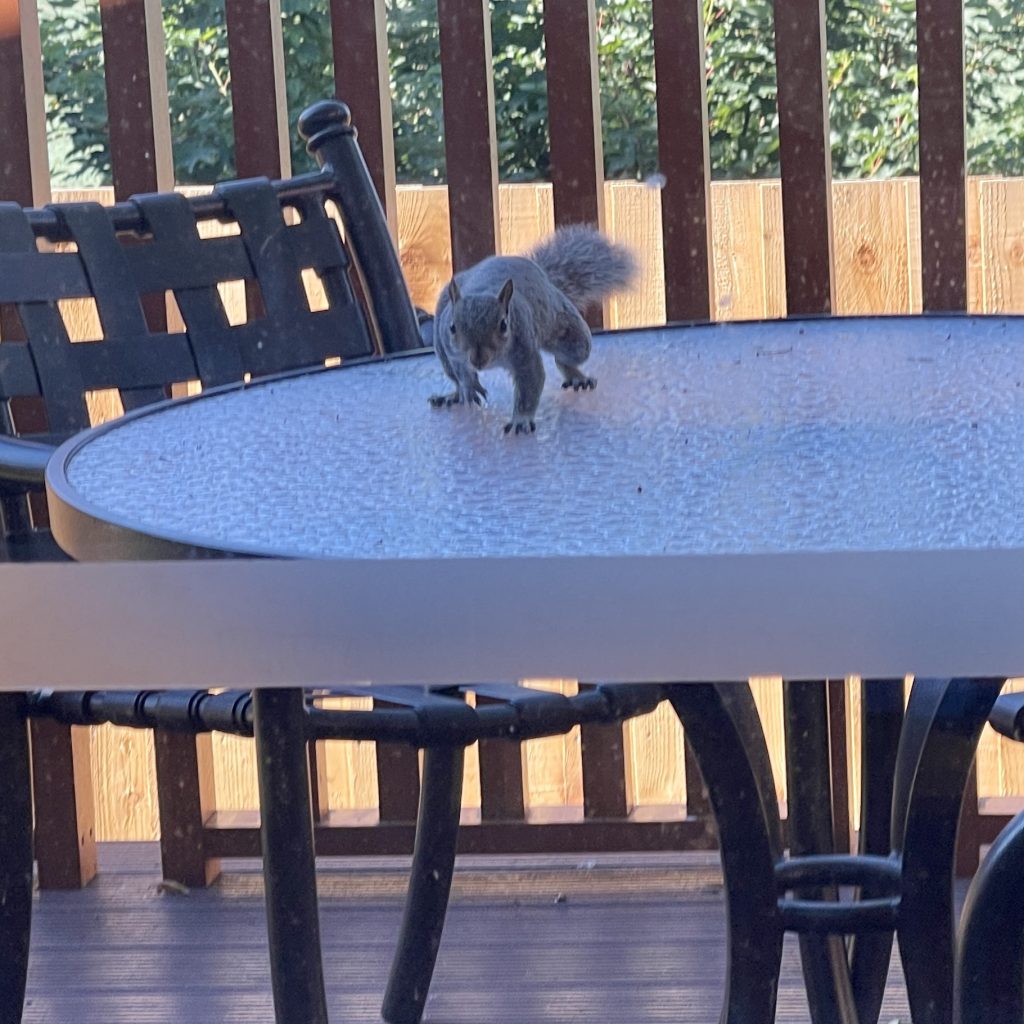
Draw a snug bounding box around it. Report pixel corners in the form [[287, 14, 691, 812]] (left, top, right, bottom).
[[2, 0, 1018, 887]]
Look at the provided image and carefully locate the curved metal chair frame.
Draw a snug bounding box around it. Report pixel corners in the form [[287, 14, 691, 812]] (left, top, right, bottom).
[[953, 690, 1024, 1024]]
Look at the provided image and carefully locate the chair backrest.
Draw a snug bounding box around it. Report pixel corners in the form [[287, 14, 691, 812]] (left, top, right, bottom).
[[0, 98, 422, 557]]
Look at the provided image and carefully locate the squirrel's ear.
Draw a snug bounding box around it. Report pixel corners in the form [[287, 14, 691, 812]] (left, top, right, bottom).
[[497, 278, 514, 312], [448, 279, 461, 305]]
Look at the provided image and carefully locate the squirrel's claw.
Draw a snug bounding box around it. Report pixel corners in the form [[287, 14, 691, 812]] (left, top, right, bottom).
[[504, 419, 536, 436], [429, 392, 460, 409], [561, 376, 597, 391]]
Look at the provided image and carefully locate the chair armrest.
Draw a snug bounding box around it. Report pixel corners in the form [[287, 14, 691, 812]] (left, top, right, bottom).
[[0, 436, 53, 487], [990, 691, 1024, 741]]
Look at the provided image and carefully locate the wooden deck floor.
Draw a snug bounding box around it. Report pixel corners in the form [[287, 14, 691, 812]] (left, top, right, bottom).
[[24, 844, 920, 1023]]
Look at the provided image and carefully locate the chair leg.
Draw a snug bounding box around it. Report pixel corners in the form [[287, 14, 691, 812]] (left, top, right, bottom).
[[956, 808, 1024, 1024], [381, 745, 465, 1024], [897, 678, 1004, 1024], [0, 693, 33, 1022], [848, 678, 904, 1024], [253, 688, 329, 1024], [667, 683, 783, 1024]]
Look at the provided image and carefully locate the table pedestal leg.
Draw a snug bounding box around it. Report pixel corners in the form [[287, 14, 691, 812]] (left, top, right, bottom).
[[253, 688, 329, 1024]]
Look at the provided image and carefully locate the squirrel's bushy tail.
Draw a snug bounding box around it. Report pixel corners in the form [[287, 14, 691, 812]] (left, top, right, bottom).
[[527, 224, 638, 313]]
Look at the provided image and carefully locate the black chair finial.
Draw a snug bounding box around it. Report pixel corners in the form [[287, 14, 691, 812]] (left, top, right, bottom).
[[298, 99, 354, 156]]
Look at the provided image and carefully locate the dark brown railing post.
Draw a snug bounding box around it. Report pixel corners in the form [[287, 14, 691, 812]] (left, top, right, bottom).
[[0, 0, 50, 207], [581, 720, 630, 820], [155, 730, 221, 887], [916, 0, 968, 312], [772, 0, 835, 314], [0, 0, 100, 893], [29, 720, 97, 888], [543, 0, 605, 232], [375, 699, 421, 832], [652, 0, 714, 322], [225, 0, 291, 180], [99, 0, 174, 198], [437, 0, 500, 271], [476, 694, 527, 822], [330, 0, 398, 237]]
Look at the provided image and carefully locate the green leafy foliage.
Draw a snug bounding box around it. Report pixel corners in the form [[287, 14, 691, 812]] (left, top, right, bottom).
[[37, 0, 1024, 188]]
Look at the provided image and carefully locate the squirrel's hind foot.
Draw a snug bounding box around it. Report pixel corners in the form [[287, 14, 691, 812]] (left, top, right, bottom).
[[561, 376, 596, 391], [429, 386, 487, 409], [504, 418, 536, 436]]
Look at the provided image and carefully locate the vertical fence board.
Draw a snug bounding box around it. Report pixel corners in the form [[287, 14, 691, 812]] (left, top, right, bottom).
[[652, 0, 714, 321], [979, 178, 1024, 313], [0, 0, 49, 204], [604, 181, 665, 327], [966, 176, 985, 312], [499, 182, 553, 256], [397, 185, 452, 312], [624, 701, 685, 807], [543, 0, 605, 237], [437, 0, 499, 270], [833, 179, 915, 315], [759, 182, 788, 318], [99, 0, 173, 198], [521, 680, 583, 812], [710, 181, 768, 321], [90, 725, 159, 839], [224, 0, 290, 179], [916, 0, 967, 311], [330, 0, 397, 235], [772, 0, 835, 314]]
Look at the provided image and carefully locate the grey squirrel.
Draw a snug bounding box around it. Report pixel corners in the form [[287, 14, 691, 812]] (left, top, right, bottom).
[[429, 225, 638, 434]]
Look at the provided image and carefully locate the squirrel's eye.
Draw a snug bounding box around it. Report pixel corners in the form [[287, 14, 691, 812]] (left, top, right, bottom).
[[449, 323, 456, 335], [499, 318, 508, 332]]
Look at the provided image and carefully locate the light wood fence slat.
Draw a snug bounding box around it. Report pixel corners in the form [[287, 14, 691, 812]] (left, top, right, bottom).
[[605, 180, 666, 328], [833, 179, 915, 315], [979, 178, 1024, 314]]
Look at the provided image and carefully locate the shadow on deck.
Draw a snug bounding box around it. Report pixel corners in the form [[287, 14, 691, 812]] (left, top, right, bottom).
[[25, 844, 918, 1023]]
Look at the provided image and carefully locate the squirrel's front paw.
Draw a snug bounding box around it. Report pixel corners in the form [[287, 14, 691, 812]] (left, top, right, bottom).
[[429, 392, 460, 409], [503, 417, 536, 436], [561, 375, 596, 391]]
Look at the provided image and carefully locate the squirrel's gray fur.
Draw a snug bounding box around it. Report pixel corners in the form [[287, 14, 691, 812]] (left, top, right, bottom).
[[429, 225, 637, 434]]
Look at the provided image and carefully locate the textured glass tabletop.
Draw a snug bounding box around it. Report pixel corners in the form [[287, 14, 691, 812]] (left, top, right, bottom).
[[28, 314, 1024, 688], [55, 315, 1024, 560]]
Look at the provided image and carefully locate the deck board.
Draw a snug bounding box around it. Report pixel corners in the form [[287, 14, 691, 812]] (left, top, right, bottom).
[[25, 844, 917, 1023]]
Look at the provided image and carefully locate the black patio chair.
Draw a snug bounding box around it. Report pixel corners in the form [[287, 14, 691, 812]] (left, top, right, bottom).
[[0, 98, 668, 1024], [954, 691, 1024, 1024]]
